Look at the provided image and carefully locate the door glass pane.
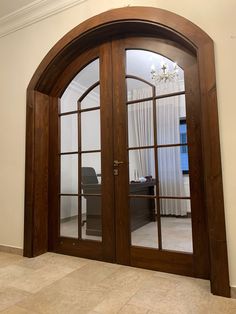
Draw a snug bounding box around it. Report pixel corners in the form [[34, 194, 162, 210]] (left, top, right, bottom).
[[157, 146, 190, 197], [160, 199, 193, 252], [129, 145, 158, 249], [81, 85, 100, 110], [61, 114, 78, 153], [156, 95, 187, 146], [81, 195, 102, 241], [60, 196, 78, 238], [60, 154, 78, 194], [130, 197, 158, 248], [126, 50, 185, 97], [129, 149, 155, 184], [81, 153, 101, 194], [60, 58, 101, 243], [128, 102, 154, 148], [61, 58, 100, 113], [81, 110, 101, 151], [127, 78, 153, 102]]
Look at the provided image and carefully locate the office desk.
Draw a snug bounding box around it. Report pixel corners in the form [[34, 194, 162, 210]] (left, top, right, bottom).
[[83, 181, 156, 236]]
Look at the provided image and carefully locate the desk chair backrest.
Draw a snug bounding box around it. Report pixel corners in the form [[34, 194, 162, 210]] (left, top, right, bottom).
[[81, 167, 98, 184]]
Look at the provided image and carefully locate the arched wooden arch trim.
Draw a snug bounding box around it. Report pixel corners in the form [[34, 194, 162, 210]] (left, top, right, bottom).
[[24, 7, 230, 297]]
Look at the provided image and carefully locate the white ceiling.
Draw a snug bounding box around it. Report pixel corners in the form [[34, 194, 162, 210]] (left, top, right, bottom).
[[0, 0, 37, 19]]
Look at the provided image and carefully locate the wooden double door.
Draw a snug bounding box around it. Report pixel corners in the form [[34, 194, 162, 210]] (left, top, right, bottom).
[[49, 36, 210, 279]]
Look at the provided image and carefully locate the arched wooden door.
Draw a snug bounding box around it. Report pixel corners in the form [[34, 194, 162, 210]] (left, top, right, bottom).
[[48, 36, 209, 279], [24, 7, 230, 297]]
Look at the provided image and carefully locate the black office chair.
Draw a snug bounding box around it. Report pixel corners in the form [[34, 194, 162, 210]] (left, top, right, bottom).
[[81, 167, 101, 231], [81, 167, 99, 185]]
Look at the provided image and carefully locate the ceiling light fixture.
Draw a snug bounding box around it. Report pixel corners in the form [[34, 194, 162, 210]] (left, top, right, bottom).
[[151, 62, 179, 84]]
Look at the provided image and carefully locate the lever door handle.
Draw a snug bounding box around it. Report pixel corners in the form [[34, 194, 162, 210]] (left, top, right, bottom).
[[114, 160, 124, 166]]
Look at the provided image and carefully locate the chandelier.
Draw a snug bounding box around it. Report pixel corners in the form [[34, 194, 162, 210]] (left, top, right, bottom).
[[151, 62, 179, 84]]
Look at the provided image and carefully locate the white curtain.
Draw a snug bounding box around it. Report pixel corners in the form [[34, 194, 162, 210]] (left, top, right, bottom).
[[128, 81, 188, 216], [156, 81, 187, 215], [128, 89, 154, 181]]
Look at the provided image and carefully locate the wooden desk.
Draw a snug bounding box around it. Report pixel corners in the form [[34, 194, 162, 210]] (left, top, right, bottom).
[[83, 181, 156, 236]]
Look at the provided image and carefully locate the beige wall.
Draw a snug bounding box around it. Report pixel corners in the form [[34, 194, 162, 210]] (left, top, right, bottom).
[[0, 0, 235, 286]]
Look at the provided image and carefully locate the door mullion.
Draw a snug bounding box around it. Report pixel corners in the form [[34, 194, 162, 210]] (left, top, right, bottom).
[[152, 86, 162, 250], [111, 38, 130, 265], [77, 100, 82, 240], [99, 41, 116, 262]]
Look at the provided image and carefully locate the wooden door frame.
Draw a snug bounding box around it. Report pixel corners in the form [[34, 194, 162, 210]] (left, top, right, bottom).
[[24, 6, 230, 297], [112, 37, 210, 280], [47, 44, 116, 262]]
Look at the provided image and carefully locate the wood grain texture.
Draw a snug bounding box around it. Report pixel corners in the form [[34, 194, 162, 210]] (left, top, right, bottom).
[[112, 38, 130, 265], [28, 7, 211, 94], [24, 90, 35, 257], [24, 91, 49, 257], [33, 91, 49, 256], [48, 96, 60, 252], [99, 42, 116, 263], [184, 59, 210, 279], [24, 7, 230, 297], [116, 36, 210, 280], [56, 238, 103, 260], [131, 247, 195, 278], [198, 42, 230, 297]]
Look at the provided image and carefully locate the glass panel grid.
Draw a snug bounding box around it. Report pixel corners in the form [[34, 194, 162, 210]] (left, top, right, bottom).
[[60, 154, 78, 194], [60, 114, 78, 153], [156, 95, 187, 146], [60, 196, 78, 238], [130, 197, 159, 249], [128, 102, 154, 148], [82, 195, 102, 242], [126, 78, 153, 102], [160, 198, 193, 253], [59, 57, 103, 243], [157, 145, 190, 198], [80, 85, 100, 110], [60, 58, 100, 113], [126, 50, 185, 98], [126, 49, 193, 255], [129, 148, 155, 183], [81, 110, 101, 151]]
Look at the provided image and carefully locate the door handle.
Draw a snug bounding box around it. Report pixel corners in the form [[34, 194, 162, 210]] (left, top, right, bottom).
[[114, 160, 124, 167]]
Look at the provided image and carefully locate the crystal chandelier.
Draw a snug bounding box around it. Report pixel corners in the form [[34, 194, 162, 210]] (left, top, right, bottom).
[[151, 62, 179, 84]]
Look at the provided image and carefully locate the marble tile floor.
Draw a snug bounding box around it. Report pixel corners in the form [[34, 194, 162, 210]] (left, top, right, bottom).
[[131, 218, 193, 252], [0, 252, 236, 313], [61, 217, 193, 253]]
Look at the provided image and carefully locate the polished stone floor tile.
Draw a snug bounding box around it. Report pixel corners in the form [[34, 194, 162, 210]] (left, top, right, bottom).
[[0, 253, 23, 268], [93, 289, 136, 313], [0, 265, 35, 289], [0, 287, 31, 312], [208, 296, 236, 314], [18, 285, 105, 314], [57, 261, 121, 292], [0, 305, 37, 313], [15, 252, 88, 271], [9, 263, 79, 293], [118, 304, 149, 313], [0, 252, 235, 314], [97, 266, 152, 294]]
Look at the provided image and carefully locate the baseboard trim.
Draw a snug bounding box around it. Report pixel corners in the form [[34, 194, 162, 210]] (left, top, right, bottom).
[[0, 244, 23, 255], [231, 286, 236, 299]]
